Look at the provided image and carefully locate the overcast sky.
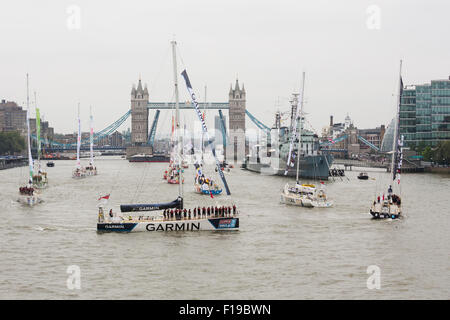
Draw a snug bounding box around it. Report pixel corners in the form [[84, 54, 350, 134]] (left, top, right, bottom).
[[1, 0, 449, 136]]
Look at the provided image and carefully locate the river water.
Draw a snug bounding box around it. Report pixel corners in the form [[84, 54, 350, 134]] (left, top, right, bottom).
[[0, 156, 449, 299]]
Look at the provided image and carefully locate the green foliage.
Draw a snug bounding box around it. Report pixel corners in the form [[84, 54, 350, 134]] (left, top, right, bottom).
[[433, 141, 450, 165], [422, 146, 433, 161], [421, 141, 450, 165], [416, 141, 426, 153], [0, 131, 26, 155]]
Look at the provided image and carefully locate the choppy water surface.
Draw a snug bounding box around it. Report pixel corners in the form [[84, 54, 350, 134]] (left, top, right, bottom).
[[0, 157, 449, 299]]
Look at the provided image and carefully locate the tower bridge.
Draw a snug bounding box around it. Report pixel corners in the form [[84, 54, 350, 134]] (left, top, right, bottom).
[[129, 78, 248, 159], [34, 78, 272, 157]]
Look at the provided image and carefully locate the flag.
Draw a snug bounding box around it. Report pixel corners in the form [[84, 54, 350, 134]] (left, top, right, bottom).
[[209, 190, 214, 199], [98, 194, 110, 201]]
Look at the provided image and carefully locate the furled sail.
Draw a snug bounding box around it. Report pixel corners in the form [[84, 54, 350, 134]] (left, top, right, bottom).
[[120, 197, 183, 213], [181, 69, 231, 195], [391, 71, 403, 183]]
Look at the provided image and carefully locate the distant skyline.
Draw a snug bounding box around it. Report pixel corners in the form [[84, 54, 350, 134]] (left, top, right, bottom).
[[1, 0, 449, 135]]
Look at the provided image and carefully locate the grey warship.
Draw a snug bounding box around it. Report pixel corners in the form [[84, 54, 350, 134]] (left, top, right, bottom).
[[244, 93, 333, 180]]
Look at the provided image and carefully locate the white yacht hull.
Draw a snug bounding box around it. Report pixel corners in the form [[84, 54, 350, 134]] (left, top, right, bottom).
[[280, 193, 313, 207], [86, 169, 97, 176], [370, 203, 401, 219], [72, 170, 86, 178], [311, 199, 333, 208], [17, 195, 42, 206]]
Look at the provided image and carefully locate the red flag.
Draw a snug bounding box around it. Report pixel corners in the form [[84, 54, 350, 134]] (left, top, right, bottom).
[[98, 194, 110, 201], [209, 190, 214, 199]]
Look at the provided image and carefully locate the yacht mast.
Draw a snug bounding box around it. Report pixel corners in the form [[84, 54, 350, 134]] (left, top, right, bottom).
[[34, 91, 41, 164], [171, 40, 182, 198], [76, 103, 81, 168], [296, 72, 306, 183], [390, 60, 402, 178], [202, 85, 207, 163], [26, 74, 33, 184], [90, 106, 94, 166]]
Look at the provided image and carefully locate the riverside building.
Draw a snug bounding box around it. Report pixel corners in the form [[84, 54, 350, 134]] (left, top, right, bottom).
[[399, 77, 450, 147]]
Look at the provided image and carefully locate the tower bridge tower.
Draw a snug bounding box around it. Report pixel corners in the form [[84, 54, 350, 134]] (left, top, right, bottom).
[[228, 79, 247, 160], [131, 79, 149, 145]]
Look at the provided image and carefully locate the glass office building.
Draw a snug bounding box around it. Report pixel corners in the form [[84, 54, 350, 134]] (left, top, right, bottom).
[[399, 77, 450, 147], [380, 118, 395, 152]]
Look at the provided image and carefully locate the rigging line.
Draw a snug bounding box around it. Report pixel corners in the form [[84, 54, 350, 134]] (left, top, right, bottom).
[[135, 162, 151, 203], [108, 156, 126, 198], [148, 43, 172, 94], [131, 161, 150, 203], [176, 45, 187, 72], [157, 108, 169, 138]]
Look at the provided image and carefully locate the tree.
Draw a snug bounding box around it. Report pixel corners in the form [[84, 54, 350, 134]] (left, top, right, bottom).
[[416, 141, 426, 153], [0, 131, 26, 155], [422, 146, 433, 162], [433, 141, 450, 165]]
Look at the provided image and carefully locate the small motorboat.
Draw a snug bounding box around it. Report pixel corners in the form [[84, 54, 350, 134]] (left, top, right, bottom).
[[358, 172, 369, 180], [46, 161, 55, 167]]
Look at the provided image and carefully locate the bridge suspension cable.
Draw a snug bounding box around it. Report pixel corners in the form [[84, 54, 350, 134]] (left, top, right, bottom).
[[245, 110, 270, 133], [31, 110, 131, 148]]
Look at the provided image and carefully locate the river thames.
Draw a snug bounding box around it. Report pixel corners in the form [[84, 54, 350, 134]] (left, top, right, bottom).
[[0, 156, 449, 299]]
